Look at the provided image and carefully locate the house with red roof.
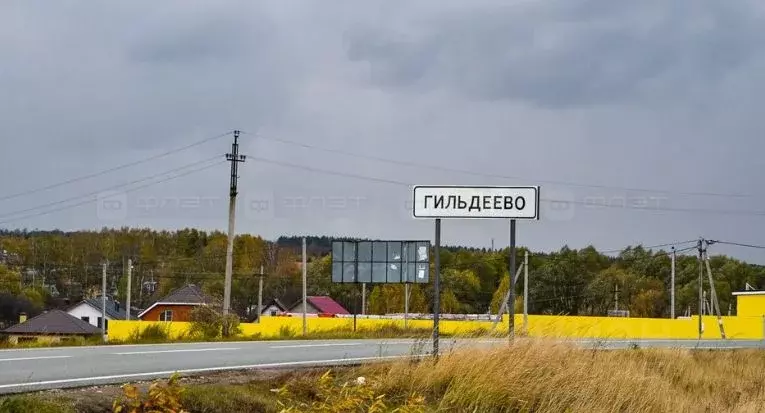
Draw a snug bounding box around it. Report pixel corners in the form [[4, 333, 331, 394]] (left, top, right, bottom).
[[287, 296, 350, 315]]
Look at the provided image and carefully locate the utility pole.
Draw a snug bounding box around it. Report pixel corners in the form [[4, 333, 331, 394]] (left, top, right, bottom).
[[614, 284, 619, 312], [670, 246, 676, 319], [523, 250, 529, 333], [697, 238, 704, 339], [302, 236, 307, 336], [101, 261, 107, 342], [703, 243, 726, 339], [126, 258, 132, 320], [508, 219, 517, 342], [223, 130, 246, 321], [257, 265, 264, 324]]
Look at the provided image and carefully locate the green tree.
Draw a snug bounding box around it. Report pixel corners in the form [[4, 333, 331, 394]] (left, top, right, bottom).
[[0, 264, 21, 295]]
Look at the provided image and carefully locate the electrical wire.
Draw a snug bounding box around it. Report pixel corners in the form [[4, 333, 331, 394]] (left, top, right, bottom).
[[0, 160, 226, 225], [0, 157, 221, 220], [0, 130, 233, 203], [598, 240, 697, 254], [247, 132, 755, 199], [708, 240, 765, 250], [251, 156, 765, 217]]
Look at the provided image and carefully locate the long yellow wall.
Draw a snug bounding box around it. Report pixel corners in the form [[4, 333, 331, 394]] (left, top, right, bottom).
[[108, 314, 765, 342]]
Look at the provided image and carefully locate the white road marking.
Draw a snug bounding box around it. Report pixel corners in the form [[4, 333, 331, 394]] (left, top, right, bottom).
[[269, 343, 363, 349], [0, 356, 71, 362], [0, 355, 426, 391], [113, 348, 240, 355]]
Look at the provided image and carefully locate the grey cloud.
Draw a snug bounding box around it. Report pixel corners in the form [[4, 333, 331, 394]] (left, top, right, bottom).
[[343, 0, 765, 107]]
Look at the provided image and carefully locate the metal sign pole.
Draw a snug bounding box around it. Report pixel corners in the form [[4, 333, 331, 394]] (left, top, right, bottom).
[[509, 219, 516, 342], [433, 218, 441, 359]]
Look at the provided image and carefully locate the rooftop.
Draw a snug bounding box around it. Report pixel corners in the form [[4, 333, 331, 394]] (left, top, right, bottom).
[[2, 310, 101, 335]]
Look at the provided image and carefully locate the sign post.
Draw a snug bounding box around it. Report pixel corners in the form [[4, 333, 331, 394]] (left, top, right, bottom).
[[412, 185, 540, 349]]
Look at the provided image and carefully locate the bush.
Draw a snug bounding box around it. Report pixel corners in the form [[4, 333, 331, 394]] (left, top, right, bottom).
[[113, 373, 187, 413], [128, 323, 171, 343], [277, 370, 426, 413], [188, 306, 241, 340]]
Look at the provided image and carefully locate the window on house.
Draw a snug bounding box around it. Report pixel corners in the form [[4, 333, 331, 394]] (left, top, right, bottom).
[[97, 317, 102, 328], [160, 310, 173, 322], [81, 316, 90, 324]]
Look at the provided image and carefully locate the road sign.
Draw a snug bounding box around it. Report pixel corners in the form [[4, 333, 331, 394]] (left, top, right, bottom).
[[412, 185, 540, 219], [331, 240, 430, 284]]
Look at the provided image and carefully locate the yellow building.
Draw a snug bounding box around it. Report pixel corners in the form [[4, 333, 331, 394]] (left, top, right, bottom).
[[732, 291, 765, 317]]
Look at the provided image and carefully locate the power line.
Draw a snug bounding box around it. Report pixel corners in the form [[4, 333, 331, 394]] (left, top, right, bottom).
[[0, 130, 233, 203], [248, 132, 754, 199], [708, 240, 765, 250], [599, 240, 697, 254], [251, 156, 765, 217], [0, 157, 220, 220], [0, 160, 225, 225]]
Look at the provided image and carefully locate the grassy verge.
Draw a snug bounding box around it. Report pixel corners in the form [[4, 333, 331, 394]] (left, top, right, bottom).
[[4, 339, 764, 412]]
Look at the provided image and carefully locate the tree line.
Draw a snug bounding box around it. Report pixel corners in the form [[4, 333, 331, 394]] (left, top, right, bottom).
[[0, 228, 763, 328]]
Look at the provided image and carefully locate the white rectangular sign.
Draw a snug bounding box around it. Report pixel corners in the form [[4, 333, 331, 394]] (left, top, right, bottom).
[[412, 185, 540, 219]]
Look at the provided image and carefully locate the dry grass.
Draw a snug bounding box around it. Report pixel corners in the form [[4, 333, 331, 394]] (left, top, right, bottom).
[[354, 339, 765, 413]]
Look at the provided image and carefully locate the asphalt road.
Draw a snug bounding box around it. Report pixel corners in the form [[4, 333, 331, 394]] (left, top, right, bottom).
[[0, 338, 761, 394]]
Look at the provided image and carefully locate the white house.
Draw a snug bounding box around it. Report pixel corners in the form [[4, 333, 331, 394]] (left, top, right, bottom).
[[66, 296, 132, 331]]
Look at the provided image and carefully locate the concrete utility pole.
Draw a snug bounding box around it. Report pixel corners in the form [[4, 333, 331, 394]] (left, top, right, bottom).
[[614, 284, 619, 312], [126, 258, 132, 320], [224, 130, 246, 319], [101, 261, 107, 342], [257, 265, 264, 324], [670, 246, 676, 319], [302, 237, 307, 336]]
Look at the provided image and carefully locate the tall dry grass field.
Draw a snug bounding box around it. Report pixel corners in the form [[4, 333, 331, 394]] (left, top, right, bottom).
[[362, 340, 765, 412]]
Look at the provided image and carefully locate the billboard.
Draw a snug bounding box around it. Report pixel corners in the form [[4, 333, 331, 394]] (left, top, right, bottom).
[[331, 240, 430, 284]]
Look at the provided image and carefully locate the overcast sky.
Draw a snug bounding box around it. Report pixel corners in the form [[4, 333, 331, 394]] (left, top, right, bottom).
[[2, 0, 765, 263]]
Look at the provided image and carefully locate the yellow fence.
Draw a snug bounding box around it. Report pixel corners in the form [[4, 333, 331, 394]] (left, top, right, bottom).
[[108, 314, 765, 342]]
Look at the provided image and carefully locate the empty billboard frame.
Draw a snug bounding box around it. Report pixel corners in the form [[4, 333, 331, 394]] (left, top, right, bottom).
[[331, 240, 431, 284]]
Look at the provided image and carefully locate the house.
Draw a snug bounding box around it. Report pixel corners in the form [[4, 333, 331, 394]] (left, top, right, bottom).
[[66, 295, 135, 329], [260, 298, 288, 316], [287, 296, 350, 315], [732, 290, 765, 317], [1, 310, 100, 345], [137, 284, 214, 322]]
